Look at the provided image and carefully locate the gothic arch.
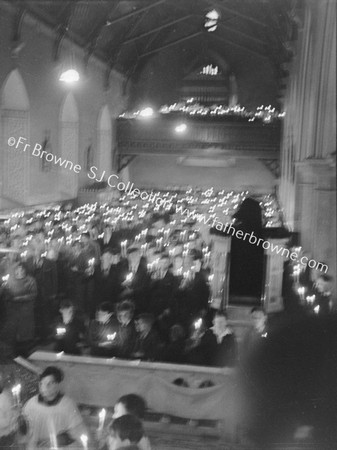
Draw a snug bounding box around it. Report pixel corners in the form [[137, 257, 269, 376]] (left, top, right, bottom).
[[1, 69, 30, 203], [59, 92, 79, 198]]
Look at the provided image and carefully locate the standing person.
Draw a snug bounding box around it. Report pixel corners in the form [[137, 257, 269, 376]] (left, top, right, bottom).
[[31, 250, 58, 344], [210, 311, 237, 367], [1, 262, 37, 355], [242, 307, 268, 355], [95, 248, 124, 306], [123, 248, 151, 314], [22, 366, 88, 449], [75, 232, 99, 318]]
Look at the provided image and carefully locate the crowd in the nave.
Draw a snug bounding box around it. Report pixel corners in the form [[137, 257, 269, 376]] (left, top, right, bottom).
[[0, 188, 333, 365]]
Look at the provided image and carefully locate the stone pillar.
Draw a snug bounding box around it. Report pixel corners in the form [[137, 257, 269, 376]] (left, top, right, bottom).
[[295, 159, 336, 280], [263, 238, 289, 313], [210, 235, 231, 309]]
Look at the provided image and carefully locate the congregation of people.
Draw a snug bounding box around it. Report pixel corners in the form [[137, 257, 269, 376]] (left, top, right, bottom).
[[0, 191, 333, 367]]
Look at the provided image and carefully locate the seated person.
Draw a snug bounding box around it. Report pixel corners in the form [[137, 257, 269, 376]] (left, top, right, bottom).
[[53, 299, 85, 355], [112, 394, 151, 450], [88, 302, 119, 357], [107, 415, 144, 450], [184, 318, 215, 366], [161, 324, 186, 364], [132, 314, 161, 361], [22, 366, 88, 449], [210, 311, 237, 367], [115, 300, 137, 359]]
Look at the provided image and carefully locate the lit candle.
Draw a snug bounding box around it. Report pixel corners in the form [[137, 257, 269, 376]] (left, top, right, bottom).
[[297, 286, 306, 302], [11, 384, 21, 406], [107, 333, 116, 341], [56, 327, 66, 336], [306, 294, 316, 305], [98, 408, 106, 433], [125, 272, 133, 283], [2, 274, 9, 283], [49, 419, 58, 449], [80, 434, 88, 450], [194, 318, 202, 330], [121, 240, 128, 257], [88, 258, 95, 268], [141, 243, 148, 256]]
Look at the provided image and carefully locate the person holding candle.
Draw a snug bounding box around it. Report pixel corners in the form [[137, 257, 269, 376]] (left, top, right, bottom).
[[53, 299, 85, 355], [122, 248, 151, 314], [21, 366, 88, 449], [0, 262, 37, 356], [88, 302, 119, 357], [184, 318, 215, 366]]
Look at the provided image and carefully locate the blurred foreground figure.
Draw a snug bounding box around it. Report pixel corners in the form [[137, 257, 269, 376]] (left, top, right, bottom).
[[22, 366, 88, 449]]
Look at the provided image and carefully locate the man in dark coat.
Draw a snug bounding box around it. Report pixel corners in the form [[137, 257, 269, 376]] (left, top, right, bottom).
[[88, 302, 119, 357], [94, 248, 125, 306], [53, 299, 85, 355], [210, 311, 237, 367], [122, 248, 151, 314], [132, 314, 161, 361], [115, 300, 137, 359]]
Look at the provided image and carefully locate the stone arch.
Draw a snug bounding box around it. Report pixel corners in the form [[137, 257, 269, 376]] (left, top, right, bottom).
[[59, 92, 79, 198], [96, 105, 112, 174], [1, 69, 30, 203]]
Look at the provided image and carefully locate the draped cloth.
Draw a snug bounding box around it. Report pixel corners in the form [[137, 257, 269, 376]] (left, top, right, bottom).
[[29, 353, 241, 423]]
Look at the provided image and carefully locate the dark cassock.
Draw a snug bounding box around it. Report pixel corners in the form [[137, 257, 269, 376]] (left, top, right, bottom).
[[27, 256, 58, 342]]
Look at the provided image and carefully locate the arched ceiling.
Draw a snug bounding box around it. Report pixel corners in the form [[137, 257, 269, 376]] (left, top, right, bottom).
[[6, 0, 299, 109]]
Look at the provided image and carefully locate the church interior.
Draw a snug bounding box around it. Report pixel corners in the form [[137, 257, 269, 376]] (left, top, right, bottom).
[[0, 0, 336, 449]]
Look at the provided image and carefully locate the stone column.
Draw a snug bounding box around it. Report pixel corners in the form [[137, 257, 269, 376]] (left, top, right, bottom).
[[295, 158, 336, 279]]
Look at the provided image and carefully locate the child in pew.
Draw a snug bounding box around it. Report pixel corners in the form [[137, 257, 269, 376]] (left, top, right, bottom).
[[99, 394, 151, 450]]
